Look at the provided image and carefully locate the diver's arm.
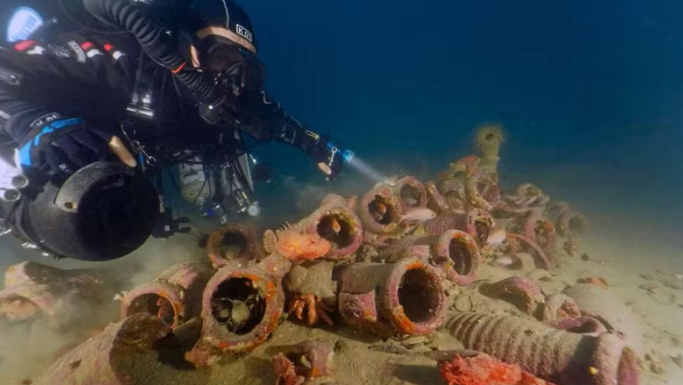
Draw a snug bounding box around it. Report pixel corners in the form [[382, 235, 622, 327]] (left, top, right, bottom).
[[0, 52, 65, 143], [0, 34, 135, 139], [239, 89, 325, 153], [0, 43, 136, 174], [0, 85, 96, 173], [0, 86, 57, 145], [0, 37, 133, 95], [236, 88, 345, 178], [0, 86, 134, 175]]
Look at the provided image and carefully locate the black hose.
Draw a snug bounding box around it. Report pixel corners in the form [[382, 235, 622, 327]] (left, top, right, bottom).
[[82, 0, 216, 103]]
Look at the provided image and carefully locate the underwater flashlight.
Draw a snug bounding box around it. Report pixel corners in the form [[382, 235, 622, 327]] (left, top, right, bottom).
[[325, 142, 355, 164], [342, 149, 354, 163], [247, 202, 261, 217]]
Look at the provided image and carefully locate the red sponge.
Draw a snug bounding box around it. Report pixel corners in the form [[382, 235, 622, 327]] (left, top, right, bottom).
[[439, 353, 556, 385]]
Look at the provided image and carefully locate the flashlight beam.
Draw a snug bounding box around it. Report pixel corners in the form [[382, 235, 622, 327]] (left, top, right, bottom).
[[346, 156, 386, 183]]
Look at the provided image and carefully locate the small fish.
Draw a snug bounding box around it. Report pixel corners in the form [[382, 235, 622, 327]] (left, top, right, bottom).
[[330, 217, 342, 235], [494, 255, 514, 267], [403, 197, 418, 206], [400, 208, 437, 222], [588, 366, 599, 376], [320, 217, 343, 238], [112, 291, 128, 302], [370, 201, 388, 222], [375, 201, 388, 215], [486, 228, 507, 246]]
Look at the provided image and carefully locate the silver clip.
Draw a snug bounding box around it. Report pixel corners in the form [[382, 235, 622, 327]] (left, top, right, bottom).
[[328, 146, 338, 167]]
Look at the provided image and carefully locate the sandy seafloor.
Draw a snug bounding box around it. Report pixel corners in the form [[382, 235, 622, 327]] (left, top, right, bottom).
[[0, 188, 682, 385]]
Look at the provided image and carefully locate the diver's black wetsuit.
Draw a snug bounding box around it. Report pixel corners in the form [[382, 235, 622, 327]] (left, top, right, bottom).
[[0, 21, 314, 168], [0, 0, 347, 261]]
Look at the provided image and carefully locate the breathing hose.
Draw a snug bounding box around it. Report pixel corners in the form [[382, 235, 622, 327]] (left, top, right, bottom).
[[82, 0, 217, 103]]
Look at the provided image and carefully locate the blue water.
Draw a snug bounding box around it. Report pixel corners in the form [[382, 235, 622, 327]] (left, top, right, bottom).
[[247, 0, 683, 251]]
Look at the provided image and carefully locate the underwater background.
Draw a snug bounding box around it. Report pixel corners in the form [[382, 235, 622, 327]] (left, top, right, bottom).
[[248, 0, 683, 268]]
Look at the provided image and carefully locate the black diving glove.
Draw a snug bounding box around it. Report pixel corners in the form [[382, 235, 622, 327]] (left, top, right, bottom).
[[312, 135, 344, 180], [17, 118, 136, 177], [277, 119, 346, 180], [200, 84, 346, 179]]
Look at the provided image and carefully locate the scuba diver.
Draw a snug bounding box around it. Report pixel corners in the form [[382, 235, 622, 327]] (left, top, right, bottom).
[[0, 0, 351, 261]]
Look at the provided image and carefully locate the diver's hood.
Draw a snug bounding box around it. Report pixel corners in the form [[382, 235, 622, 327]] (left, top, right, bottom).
[[16, 161, 159, 261], [187, 0, 257, 50]]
